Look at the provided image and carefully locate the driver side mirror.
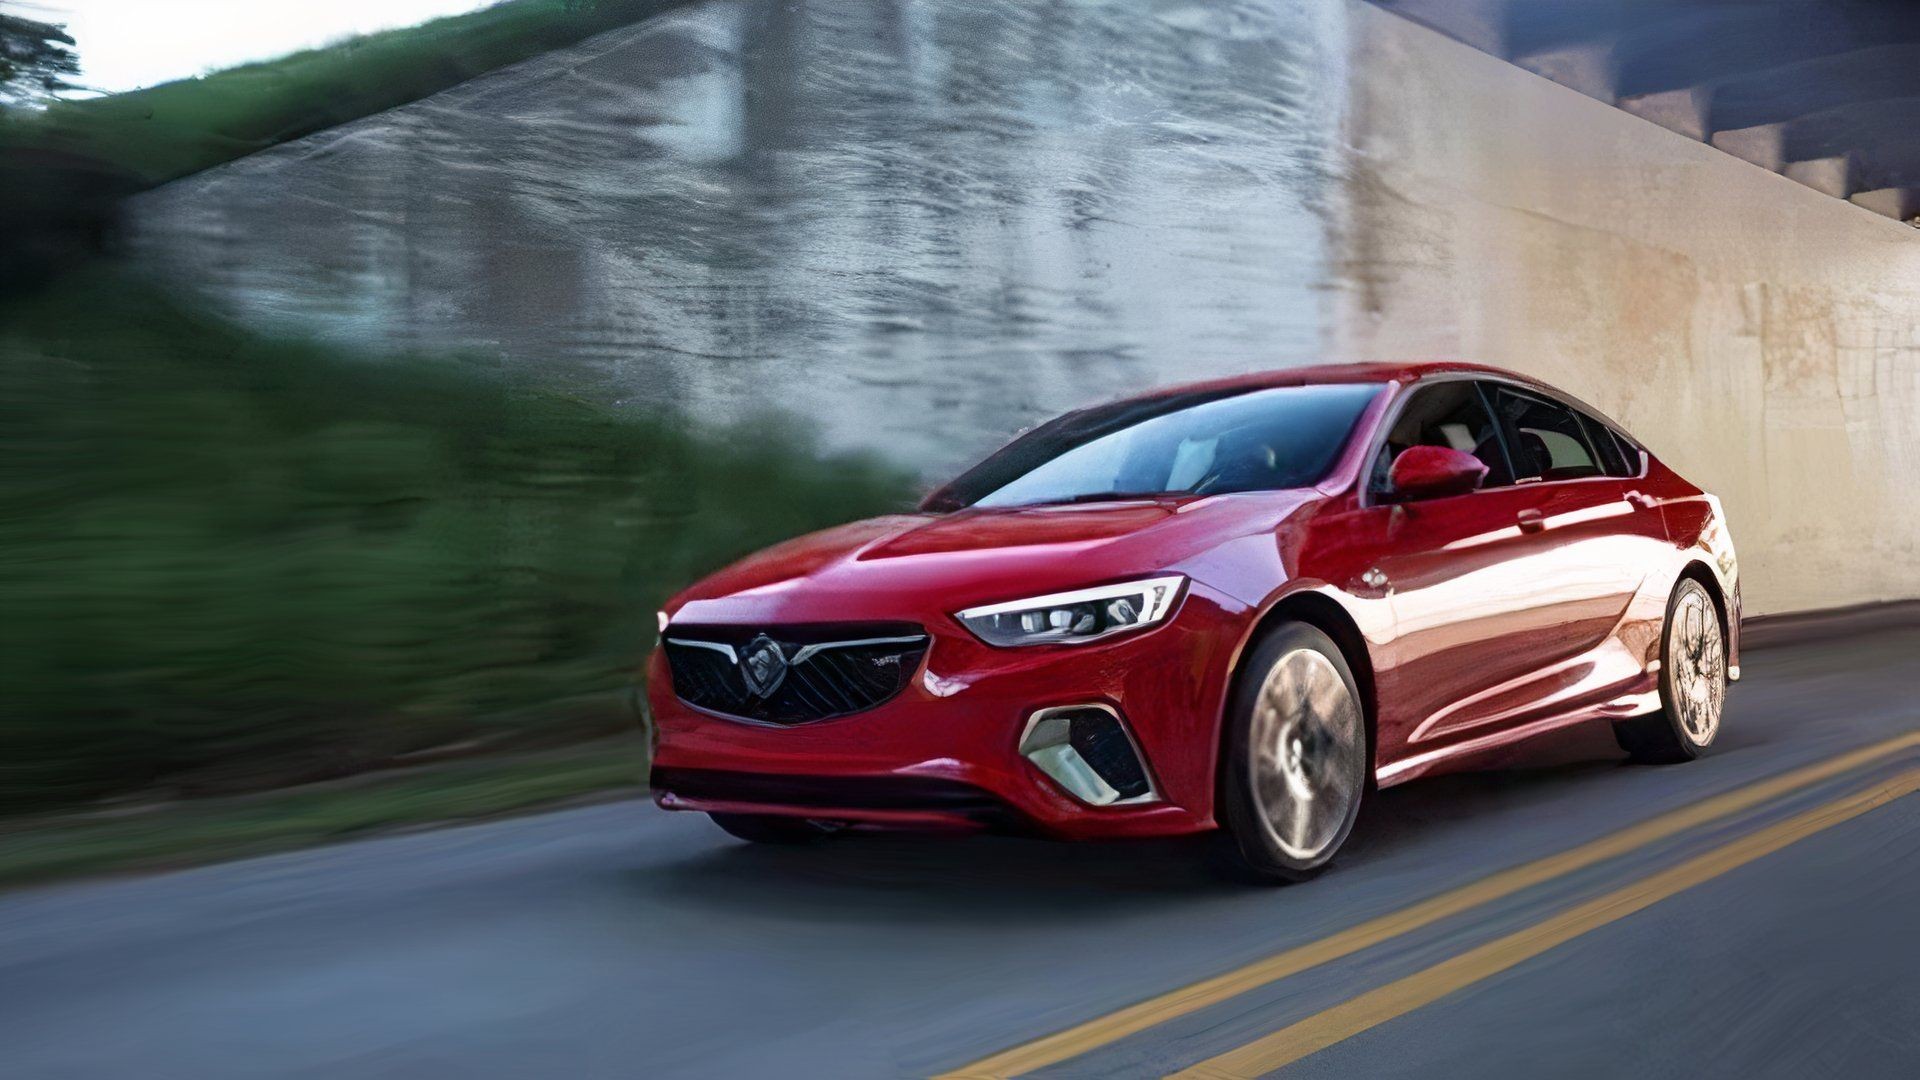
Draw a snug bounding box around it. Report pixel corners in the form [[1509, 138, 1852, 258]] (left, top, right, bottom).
[[1389, 445, 1488, 501]]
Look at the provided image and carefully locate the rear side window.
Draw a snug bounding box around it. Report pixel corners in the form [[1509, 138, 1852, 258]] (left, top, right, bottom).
[[1486, 386, 1603, 483], [1576, 413, 1639, 478], [1611, 428, 1643, 477]]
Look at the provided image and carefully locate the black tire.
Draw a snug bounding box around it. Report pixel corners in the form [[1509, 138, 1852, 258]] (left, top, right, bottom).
[[708, 812, 830, 845], [1214, 622, 1368, 884], [1615, 576, 1727, 764]]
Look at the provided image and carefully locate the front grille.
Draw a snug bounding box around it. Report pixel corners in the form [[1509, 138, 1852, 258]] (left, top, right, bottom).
[[663, 623, 928, 724]]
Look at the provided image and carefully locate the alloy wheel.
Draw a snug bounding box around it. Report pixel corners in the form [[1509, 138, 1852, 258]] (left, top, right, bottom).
[[1247, 648, 1366, 861], [1670, 586, 1725, 747]]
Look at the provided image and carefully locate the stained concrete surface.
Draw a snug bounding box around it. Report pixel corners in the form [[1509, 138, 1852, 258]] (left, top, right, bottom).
[[126, 0, 1346, 475]]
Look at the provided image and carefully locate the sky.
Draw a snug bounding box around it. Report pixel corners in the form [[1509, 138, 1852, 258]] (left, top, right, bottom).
[[18, 0, 504, 94]]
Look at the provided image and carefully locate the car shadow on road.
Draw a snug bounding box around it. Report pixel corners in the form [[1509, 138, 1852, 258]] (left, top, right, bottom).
[[634, 827, 1238, 926], [627, 716, 1812, 926], [629, 729, 1661, 924]]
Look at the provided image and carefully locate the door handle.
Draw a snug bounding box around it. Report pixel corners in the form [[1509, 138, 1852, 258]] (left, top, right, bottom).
[[1516, 508, 1545, 534], [1624, 490, 1656, 510]]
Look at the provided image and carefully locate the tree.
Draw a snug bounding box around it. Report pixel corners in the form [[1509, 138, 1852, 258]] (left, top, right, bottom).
[[0, 9, 79, 106]]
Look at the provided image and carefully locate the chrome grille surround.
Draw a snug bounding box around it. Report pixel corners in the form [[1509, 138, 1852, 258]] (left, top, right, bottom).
[[662, 625, 929, 725]]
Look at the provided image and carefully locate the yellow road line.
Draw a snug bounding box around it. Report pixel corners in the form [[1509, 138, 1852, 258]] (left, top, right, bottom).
[[936, 730, 1920, 1079], [1173, 766, 1920, 1078]]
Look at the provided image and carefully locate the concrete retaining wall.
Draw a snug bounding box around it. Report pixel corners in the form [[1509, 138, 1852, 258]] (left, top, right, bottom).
[[125, 0, 1920, 614], [126, 0, 1348, 474]]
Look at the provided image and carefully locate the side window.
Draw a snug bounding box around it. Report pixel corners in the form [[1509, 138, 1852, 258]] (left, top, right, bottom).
[[1576, 412, 1638, 478], [1368, 381, 1512, 498], [1611, 428, 1643, 477], [1487, 386, 1603, 483]]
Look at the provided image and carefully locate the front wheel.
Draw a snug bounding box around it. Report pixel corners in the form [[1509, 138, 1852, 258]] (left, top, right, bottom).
[[1214, 622, 1368, 884], [1615, 577, 1727, 764]]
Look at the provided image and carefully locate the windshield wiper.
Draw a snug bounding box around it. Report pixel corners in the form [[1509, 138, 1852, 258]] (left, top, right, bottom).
[[968, 491, 1196, 511], [1048, 491, 1190, 505]]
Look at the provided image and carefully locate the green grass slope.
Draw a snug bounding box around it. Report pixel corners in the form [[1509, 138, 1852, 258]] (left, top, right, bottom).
[[0, 270, 916, 816]]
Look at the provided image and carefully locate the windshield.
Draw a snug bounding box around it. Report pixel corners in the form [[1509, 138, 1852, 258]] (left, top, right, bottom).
[[927, 382, 1382, 510]]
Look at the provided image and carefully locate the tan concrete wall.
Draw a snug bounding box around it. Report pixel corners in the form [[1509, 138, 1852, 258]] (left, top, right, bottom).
[[1334, 2, 1920, 615]]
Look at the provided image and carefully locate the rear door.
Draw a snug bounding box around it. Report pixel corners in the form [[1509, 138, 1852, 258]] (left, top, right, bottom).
[[1455, 383, 1663, 717]]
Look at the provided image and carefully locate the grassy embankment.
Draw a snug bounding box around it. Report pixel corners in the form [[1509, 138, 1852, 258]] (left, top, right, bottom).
[[0, 0, 883, 886], [0, 272, 916, 886]]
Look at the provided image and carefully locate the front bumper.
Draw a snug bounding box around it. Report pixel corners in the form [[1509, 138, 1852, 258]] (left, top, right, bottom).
[[646, 583, 1247, 839]]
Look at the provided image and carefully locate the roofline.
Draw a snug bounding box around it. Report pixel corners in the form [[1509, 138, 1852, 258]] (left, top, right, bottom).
[[1102, 360, 1529, 405], [1121, 360, 1646, 457]]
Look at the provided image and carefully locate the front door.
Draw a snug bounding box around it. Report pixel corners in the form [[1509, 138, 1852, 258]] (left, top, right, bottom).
[[1350, 379, 1649, 766]]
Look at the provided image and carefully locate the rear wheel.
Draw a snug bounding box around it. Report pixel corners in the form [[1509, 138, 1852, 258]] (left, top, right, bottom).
[[1615, 577, 1726, 764], [1215, 623, 1368, 883], [708, 812, 831, 845]]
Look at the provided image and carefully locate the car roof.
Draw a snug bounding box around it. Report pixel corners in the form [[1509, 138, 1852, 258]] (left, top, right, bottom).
[[1117, 360, 1534, 403], [1112, 360, 1646, 452]]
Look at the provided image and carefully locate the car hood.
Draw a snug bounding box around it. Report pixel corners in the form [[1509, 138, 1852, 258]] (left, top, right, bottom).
[[665, 491, 1319, 626]]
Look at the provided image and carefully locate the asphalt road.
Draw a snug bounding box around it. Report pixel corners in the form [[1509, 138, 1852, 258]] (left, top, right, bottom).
[[4, 629, 1918, 1079]]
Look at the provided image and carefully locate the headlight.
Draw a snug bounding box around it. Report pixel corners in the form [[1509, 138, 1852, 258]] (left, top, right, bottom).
[[955, 575, 1187, 647]]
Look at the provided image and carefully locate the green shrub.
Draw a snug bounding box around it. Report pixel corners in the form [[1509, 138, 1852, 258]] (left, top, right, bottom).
[[0, 271, 917, 813]]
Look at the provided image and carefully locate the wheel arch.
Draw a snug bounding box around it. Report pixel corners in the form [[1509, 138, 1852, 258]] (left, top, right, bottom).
[[1225, 588, 1380, 785], [1676, 559, 1730, 647]]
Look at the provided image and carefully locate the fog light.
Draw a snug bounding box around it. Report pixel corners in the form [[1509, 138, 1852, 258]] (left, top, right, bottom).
[[1018, 705, 1156, 806]]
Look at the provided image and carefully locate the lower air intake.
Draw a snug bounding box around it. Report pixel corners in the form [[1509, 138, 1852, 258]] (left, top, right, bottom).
[[1019, 705, 1156, 805]]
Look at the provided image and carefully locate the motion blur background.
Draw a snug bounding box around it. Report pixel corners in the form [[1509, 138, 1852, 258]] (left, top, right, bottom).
[[2, 0, 1916, 881]]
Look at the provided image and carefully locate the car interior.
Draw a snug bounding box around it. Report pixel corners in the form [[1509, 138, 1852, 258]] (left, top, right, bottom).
[[1487, 386, 1606, 482]]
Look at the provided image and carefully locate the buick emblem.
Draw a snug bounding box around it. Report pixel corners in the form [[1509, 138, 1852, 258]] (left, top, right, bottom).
[[739, 635, 788, 699]]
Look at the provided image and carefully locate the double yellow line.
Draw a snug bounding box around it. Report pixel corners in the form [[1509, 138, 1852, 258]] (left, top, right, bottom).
[[940, 730, 1920, 1080], [1178, 765, 1920, 1077]]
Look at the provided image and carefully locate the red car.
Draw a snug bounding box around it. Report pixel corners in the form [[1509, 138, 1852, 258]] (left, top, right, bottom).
[[646, 362, 1739, 881]]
